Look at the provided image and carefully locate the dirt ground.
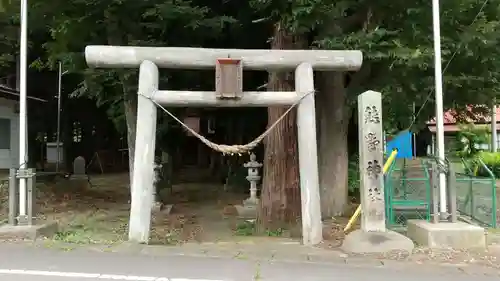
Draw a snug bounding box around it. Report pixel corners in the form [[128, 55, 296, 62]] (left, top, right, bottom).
[[2, 172, 500, 268], [23, 173, 257, 245], [0, 172, 356, 245]]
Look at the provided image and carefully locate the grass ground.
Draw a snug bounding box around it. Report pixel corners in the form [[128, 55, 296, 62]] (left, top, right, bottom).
[[35, 174, 130, 244], [8, 173, 351, 245]]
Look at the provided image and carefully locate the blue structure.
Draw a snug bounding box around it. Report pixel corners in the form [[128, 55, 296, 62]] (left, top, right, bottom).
[[386, 130, 413, 158]]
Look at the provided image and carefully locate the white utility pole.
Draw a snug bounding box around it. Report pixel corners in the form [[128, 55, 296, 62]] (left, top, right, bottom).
[[492, 99, 497, 152], [18, 0, 29, 220], [431, 0, 448, 218], [56, 62, 63, 172]]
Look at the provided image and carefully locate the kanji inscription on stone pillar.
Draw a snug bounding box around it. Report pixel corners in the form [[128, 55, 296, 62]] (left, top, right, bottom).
[[357, 90, 386, 232]]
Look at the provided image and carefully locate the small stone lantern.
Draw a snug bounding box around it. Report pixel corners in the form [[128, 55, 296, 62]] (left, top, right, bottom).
[[243, 153, 262, 205]]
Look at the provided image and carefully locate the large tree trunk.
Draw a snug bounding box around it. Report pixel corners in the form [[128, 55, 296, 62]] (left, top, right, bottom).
[[318, 72, 350, 217], [257, 24, 301, 233], [107, 20, 139, 189]]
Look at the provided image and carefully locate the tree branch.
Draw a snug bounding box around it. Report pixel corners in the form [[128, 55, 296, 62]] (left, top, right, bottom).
[[346, 62, 372, 93]]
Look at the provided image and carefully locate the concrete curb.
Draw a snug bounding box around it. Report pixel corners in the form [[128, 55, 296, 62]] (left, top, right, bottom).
[[1, 240, 498, 277]]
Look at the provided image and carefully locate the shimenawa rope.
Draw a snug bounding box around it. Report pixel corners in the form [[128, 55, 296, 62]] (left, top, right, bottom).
[[142, 90, 315, 155]]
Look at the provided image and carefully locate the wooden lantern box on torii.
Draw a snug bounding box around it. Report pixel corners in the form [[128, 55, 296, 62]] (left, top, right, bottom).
[[215, 58, 243, 99]]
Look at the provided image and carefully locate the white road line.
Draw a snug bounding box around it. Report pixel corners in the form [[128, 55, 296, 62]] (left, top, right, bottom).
[[0, 269, 226, 281]]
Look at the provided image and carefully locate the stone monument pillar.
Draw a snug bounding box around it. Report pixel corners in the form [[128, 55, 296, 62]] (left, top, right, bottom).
[[235, 153, 262, 218], [341, 90, 414, 254], [358, 91, 385, 232]]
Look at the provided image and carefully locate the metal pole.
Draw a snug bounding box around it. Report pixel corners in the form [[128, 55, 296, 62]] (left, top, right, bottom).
[[27, 168, 34, 225], [412, 102, 417, 158], [431, 0, 447, 218], [18, 0, 29, 220], [447, 164, 457, 223], [56, 62, 62, 172], [492, 99, 497, 152], [431, 134, 436, 154], [8, 168, 18, 225], [431, 162, 439, 223]]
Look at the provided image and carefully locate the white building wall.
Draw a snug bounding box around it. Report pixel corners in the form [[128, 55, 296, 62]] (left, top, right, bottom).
[[0, 98, 19, 169]]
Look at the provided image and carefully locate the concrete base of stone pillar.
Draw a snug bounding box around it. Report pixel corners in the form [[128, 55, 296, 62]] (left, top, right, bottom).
[[162, 204, 173, 215], [151, 201, 163, 213], [0, 221, 58, 240], [67, 176, 91, 190], [341, 229, 415, 254], [406, 220, 485, 249], [151, 202, 173, 215], [235, 198, 259, 219]]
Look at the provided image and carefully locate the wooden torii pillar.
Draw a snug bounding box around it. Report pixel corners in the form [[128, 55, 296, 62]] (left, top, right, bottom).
[[84, 46, 363, 245]]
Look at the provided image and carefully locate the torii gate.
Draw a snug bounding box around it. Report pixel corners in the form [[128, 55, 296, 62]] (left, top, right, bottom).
[[84, 46, 363, 245]]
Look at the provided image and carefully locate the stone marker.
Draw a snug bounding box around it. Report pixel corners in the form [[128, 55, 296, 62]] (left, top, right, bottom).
[[358, 92, 385, 232], [69, 156, 91, 189], [341, 90, 414, 254], [73, 156, 86, 176]]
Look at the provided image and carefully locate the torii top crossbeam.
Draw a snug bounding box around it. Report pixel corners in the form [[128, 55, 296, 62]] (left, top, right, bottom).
[[85, 46, 363, 71]]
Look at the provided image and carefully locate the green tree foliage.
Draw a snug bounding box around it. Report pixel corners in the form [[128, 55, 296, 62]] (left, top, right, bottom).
[[251, 0, 500, 123], [477, 151, 500, 177], [2, 0, 498, 136], [31, 0, 232, 124], [0, 0, 18, 69], [455, 124, 490, 158], [315, 0, 500, 129], [246, 0, 500, 217], [8, 0, 235, 181]]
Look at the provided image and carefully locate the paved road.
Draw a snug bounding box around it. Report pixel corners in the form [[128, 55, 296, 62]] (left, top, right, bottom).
[[0, 244, 498, 281]]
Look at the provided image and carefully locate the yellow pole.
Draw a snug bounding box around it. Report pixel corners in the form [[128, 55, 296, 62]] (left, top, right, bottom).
[[343, 149, 398, 232]]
